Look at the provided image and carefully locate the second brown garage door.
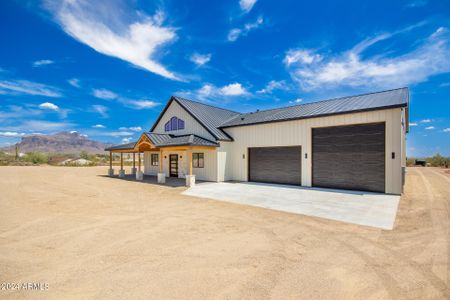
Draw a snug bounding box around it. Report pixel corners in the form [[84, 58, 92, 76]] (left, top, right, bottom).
[[248, 146, 301, 185], [312, 123, 385, 193]]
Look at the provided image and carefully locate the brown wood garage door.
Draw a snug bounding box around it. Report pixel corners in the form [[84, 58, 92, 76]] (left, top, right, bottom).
[[249, 146, 301, 185], [312, 123, 385, 193]]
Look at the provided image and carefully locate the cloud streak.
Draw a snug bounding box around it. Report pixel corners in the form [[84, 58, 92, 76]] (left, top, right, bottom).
[[284, 26, 450, 90], [0, 79, 62, 97], [228, 16, 263, 42], [92, 88, 160, 109], [32, 59, 54, 67], [239, 0, 257, 13], [46, 0, 179, 80]]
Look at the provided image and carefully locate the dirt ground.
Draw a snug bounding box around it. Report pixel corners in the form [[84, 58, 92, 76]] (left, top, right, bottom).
[[0, 166, 448, 299]]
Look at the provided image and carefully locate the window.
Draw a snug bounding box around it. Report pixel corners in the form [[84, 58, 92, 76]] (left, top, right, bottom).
[[178, 119, 185, 130], [151, 154, 159, 166], [192, 153, 204, 168], [164, 116, 185, 132], [170, 117, 177, 130]]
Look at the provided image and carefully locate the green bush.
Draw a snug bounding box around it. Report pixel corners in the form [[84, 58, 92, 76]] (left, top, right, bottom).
[[24, 152, 48, 164]]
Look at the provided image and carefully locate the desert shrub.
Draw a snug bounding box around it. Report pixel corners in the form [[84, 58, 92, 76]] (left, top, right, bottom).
[[24, 152, 48, 164], [426, 153, 446, 167], [406, 158, 416, 167]]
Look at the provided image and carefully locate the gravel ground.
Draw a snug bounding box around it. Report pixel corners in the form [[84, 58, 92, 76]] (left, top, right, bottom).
[[0, 166, 448, 299]]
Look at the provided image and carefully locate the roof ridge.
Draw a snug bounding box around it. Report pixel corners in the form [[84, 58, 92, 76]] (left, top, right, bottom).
[[173, 96, 241, 114], [237, 87, 409, 116]]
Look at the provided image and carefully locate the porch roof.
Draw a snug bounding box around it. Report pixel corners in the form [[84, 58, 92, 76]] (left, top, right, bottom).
[[105, 133, 218, 152]]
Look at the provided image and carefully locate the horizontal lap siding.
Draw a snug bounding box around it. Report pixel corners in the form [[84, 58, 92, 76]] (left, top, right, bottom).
[[312, 123, 385, 193], [249, 146, 301, 185]]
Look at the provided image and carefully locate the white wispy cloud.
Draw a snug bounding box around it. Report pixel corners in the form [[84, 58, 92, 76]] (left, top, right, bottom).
[[92, 124, 105, 128], [68, 78, 80, 88], [119, 126, 142, 132], [106, 131, 134, 137], [239, 0, 257, 13], [220, 83, 248, 95], [289, 98, 303, 104], [425, 126, 435, 130], [257, 80, 289, 94], [284, 26, 450, 90], [0, 131, 25, 137], [32, 59, 54, 67], [228, 16, 263, 42], [92, 88, 118, 99], [39, 102, 59, 111], [178, 82, 249, 100], [0, 79, 62, 97], [190, 53, 212, 66], [443, 128, 450, 132], [121, 137, 132, 143], [409, 122, 418, 126], [124, 99, 159, 109], [45, 0, 179, 80], [91, 104, 109, 118], [420, 119, 432, 123], [16, 120, 73, 132], [92, 88, 159, 109]]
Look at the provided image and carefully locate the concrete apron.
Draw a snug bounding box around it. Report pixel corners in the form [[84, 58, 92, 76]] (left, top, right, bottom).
[[183, 182, 400, 230]]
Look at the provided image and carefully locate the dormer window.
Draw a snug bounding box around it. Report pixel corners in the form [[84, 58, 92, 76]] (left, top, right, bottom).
[[164, 116, 185, 132]]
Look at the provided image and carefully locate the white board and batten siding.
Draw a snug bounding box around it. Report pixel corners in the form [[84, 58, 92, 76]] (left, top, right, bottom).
[[144, 149, 218, 181], [220, 107, 405, 194], [152, 101, 216, 141], [144, 152, 159, 175]]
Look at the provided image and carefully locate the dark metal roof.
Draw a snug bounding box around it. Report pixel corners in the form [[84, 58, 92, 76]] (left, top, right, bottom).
[[105, 133, 218, 151], [105, 142, 136, 151], [219, 88, 409, 128], [145, 133, 219, 147], [150, 96, 240, 141]]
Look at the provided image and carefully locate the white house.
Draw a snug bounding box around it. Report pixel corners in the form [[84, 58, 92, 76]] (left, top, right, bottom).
[[106, 87, 409, 194]]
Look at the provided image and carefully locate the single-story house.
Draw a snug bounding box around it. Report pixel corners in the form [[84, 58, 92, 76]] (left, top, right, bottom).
[[106, 87, 409, 194]]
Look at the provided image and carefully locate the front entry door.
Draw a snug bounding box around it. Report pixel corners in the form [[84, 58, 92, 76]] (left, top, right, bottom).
[[169, 154, 178, 177]]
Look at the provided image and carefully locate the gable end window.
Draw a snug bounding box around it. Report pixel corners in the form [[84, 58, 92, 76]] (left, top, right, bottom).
[[192, 153, 204, 168], [164, 116, 185, 132], [151, 154, 159, 166]]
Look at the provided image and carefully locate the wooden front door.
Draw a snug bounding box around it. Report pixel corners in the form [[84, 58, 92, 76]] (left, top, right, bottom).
[[169, 154, 178, 177]]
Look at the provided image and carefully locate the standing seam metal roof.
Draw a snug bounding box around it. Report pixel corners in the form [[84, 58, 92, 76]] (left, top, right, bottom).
[[172, 97, 240, 140], [219, 88, 409, 128]]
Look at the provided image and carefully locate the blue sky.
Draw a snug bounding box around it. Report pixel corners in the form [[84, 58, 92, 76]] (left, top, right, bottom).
[[0, 0, 449, 156]]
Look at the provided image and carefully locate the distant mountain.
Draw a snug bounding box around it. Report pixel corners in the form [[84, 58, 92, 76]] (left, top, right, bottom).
[[1, 132, 113, 154]]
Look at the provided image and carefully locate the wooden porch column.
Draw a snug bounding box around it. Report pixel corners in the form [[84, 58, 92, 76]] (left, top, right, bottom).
[[188, 150, 193, 176], [120, 153, 123, 170], [132, 153, 135, 169], [109, 151, 112, 169], [138, 152, 141, 172]]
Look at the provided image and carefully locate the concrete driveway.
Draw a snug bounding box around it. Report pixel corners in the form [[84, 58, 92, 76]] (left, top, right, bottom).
[[183, 182, 400, 229]]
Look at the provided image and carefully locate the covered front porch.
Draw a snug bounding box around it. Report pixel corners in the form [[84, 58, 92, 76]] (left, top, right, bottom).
[[104, 132, 218, 187]]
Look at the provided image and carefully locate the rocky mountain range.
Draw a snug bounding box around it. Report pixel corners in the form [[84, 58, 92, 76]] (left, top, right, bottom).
[[1, 132, 113, 154]]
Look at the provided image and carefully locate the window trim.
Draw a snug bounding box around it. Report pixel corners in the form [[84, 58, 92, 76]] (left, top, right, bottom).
[[192, 153, 204, 168], [151, 153, 159, 166]]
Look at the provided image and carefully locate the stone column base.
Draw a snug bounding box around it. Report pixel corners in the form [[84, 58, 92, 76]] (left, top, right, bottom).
[[185, 175, 196, 187], [136, 171, 144, 180], [119, 169, 125, 178], [131, 167, 137, 174], [157, 173, 166, 184], [108, 168, 114, 176]]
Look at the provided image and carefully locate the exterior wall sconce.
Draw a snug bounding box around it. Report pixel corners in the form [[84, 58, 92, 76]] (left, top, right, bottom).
[[243, 154, 245, 159], [305, 153, 308, 159]]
